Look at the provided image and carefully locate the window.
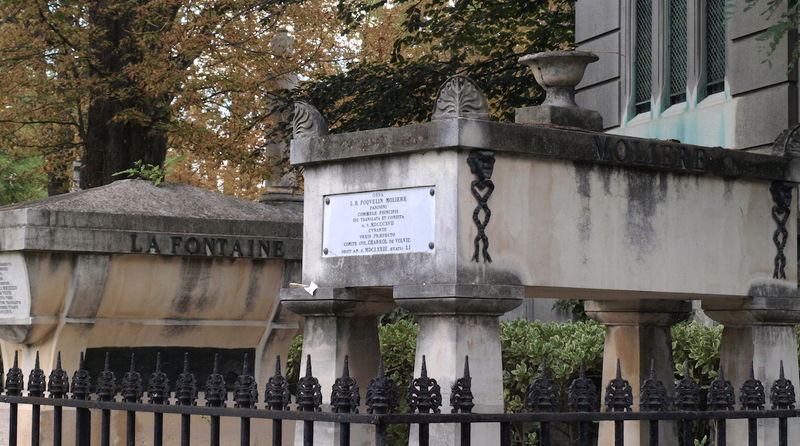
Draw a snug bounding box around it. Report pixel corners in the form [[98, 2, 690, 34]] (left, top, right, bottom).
[[668, 0, 688, 105], [706, 0, 726, 94], [634, 0, 653, 114]]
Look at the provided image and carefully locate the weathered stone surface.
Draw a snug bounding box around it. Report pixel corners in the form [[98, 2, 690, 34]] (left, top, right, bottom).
[[290, 117, 795, 182], [515, 104, 603, 131], [0, 179, 302, 258]]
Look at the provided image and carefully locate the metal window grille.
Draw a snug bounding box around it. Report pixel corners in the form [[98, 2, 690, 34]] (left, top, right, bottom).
[[669, 0, 688, 105], [634, 0, 653, 114], [707, 0, 726, 94]]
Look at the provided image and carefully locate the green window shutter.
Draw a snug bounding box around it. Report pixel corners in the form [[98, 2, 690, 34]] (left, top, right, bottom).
[[634, 0, 653, 114], [669, 0, 688, 105], [706, 0, 726, 94]]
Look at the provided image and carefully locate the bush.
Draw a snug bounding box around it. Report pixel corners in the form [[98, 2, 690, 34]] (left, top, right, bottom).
[[500, 319, 605, 413], [671, 321, 722, 388]]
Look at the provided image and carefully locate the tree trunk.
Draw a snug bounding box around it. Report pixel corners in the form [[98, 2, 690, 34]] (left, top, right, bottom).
[[80, 0, 169, 189]]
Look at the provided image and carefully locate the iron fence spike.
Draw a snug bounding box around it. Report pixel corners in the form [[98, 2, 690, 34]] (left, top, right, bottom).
[[526, 360, 559, 412], [367, 356, 399, 414], [451, 356, 474, 414], [205, 353, 227, 408], [739, 361, 765, 410], [175, 352, 198, 406], [408, 355, 442, 414], [640, 359, 668, 412], [6, 351, 24, 397], [70, 352, 92, 401], [771, 360, 796, 410], [28, 351, 46, 398], [332, 355, 360, 414], [147, 352, 169, 405], [121, 353, 142, 403], [234, 353, 258, 409], [96, 352, 117, 402], [47, 351, 69, 399], [604, 359, 633, 412], [707, 366, 735, 410], [674, 360, 700, 411], [264, 355, 290, 410], [568, 361, 598, 412], [297, 355, 322, 412]]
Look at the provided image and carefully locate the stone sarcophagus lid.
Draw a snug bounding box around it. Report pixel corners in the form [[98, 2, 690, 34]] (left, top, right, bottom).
[[0, 179, 302, 376], [290, 81, 799, 304]]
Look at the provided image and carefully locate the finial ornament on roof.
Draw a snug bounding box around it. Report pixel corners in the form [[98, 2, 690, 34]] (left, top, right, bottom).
[[431, 75, 490, 121], [293, 102, 329, 138]]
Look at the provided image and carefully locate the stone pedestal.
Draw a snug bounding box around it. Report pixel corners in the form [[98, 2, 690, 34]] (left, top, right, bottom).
[[395, 284, 522, 446], [282, 287, 394, 446], [586, 300, 690, 446], [703, 291, 800, 446]]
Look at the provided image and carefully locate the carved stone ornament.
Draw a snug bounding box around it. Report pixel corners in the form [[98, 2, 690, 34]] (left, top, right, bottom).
[[431, 75, 490, 121], [293, 102, 329, 138], [468, 150, 496, 262]]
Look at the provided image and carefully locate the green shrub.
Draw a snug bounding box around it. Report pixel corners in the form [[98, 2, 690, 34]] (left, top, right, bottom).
[[501, 319, 605, 413], [671, 321, 722, 388]]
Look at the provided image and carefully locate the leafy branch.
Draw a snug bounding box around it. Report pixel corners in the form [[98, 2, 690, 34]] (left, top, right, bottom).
[[112, 155, 186, 186]]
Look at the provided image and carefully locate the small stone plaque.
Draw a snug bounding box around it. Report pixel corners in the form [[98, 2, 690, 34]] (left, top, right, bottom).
[[323, 187, 436, 257], [0, 253, 30, 320]]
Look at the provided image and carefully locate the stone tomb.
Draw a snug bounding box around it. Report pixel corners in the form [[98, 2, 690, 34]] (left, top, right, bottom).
[[283, 73, 800, 446], [0, 179, 303, 444]]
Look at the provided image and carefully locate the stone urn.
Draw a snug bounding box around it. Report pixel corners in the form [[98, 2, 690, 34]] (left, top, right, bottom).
[[518, 51, 599, 108]]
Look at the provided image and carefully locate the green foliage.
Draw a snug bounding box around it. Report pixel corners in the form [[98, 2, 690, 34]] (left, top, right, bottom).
[[671, 321, 723, 388], [379, 307, 416, 326], [285, 333, 304, 391], [0, 151, 47, 206], [112, 155, 186, 186], [282, 0, 576, 135], [551, 299, 587, 321], [740, 0, 800, 67], [501, 319, 605, 413], [378, 319, 419, 390]]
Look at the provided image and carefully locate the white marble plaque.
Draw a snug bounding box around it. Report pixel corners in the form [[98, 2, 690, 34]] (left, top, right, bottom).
[[0, 253, 30, 320], [323, 186, 436, 257]]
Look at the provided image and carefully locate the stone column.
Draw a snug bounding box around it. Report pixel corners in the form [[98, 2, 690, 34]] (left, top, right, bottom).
[[585, 299, 690, 446], [394, 284, 523, 446], [282, 287, 394, 446], [703, 290, 800, 446]]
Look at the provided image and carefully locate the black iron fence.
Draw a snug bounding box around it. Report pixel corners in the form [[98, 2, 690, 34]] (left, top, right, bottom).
[[0, 350, 797, 446]]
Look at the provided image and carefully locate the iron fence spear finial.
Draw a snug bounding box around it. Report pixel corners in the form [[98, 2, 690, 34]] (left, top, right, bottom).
[[96, 352, 117, 402], [175, 353, 197, 406], [451, 356, 474, 413], [740, 361, 765, 410], [771, 360, 796, 409], [205, 353, 227, 408], [332, 355, 360, 413], [28, 351, 46, 398], [6, 351, 23, 396], [297, 355, 322, 412], [264, 355, 290, 410], [234, 353, 258, 409], [604, 358, 633, 412]]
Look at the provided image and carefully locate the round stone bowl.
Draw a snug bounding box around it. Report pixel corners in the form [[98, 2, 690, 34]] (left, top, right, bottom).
[[518, 51, 599, 107]]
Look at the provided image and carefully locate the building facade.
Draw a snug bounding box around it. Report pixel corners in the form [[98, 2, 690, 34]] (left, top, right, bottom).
[[575, 0, 798, 152]]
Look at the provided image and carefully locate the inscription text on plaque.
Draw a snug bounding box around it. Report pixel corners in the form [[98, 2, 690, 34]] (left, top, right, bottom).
[[0, 253, 30, 320], [323, 186, 436, 257]]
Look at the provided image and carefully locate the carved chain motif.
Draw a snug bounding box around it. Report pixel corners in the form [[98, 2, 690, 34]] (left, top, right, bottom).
[[770, 181, 793, 279], [468, 150, 495, 263]]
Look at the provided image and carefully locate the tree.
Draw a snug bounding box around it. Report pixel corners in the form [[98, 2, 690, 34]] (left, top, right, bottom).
[[288, 0, 576, 133], [0, 0, 382, 197]]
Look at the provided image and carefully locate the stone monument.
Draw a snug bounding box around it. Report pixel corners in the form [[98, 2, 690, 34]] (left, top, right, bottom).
[[0, 179, 303, 444], [284, 51, 800, 446]]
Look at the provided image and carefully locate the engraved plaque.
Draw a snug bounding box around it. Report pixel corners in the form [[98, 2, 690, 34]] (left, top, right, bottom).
[[0, 253, 30, 320], [323, 187, 436, 257]]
